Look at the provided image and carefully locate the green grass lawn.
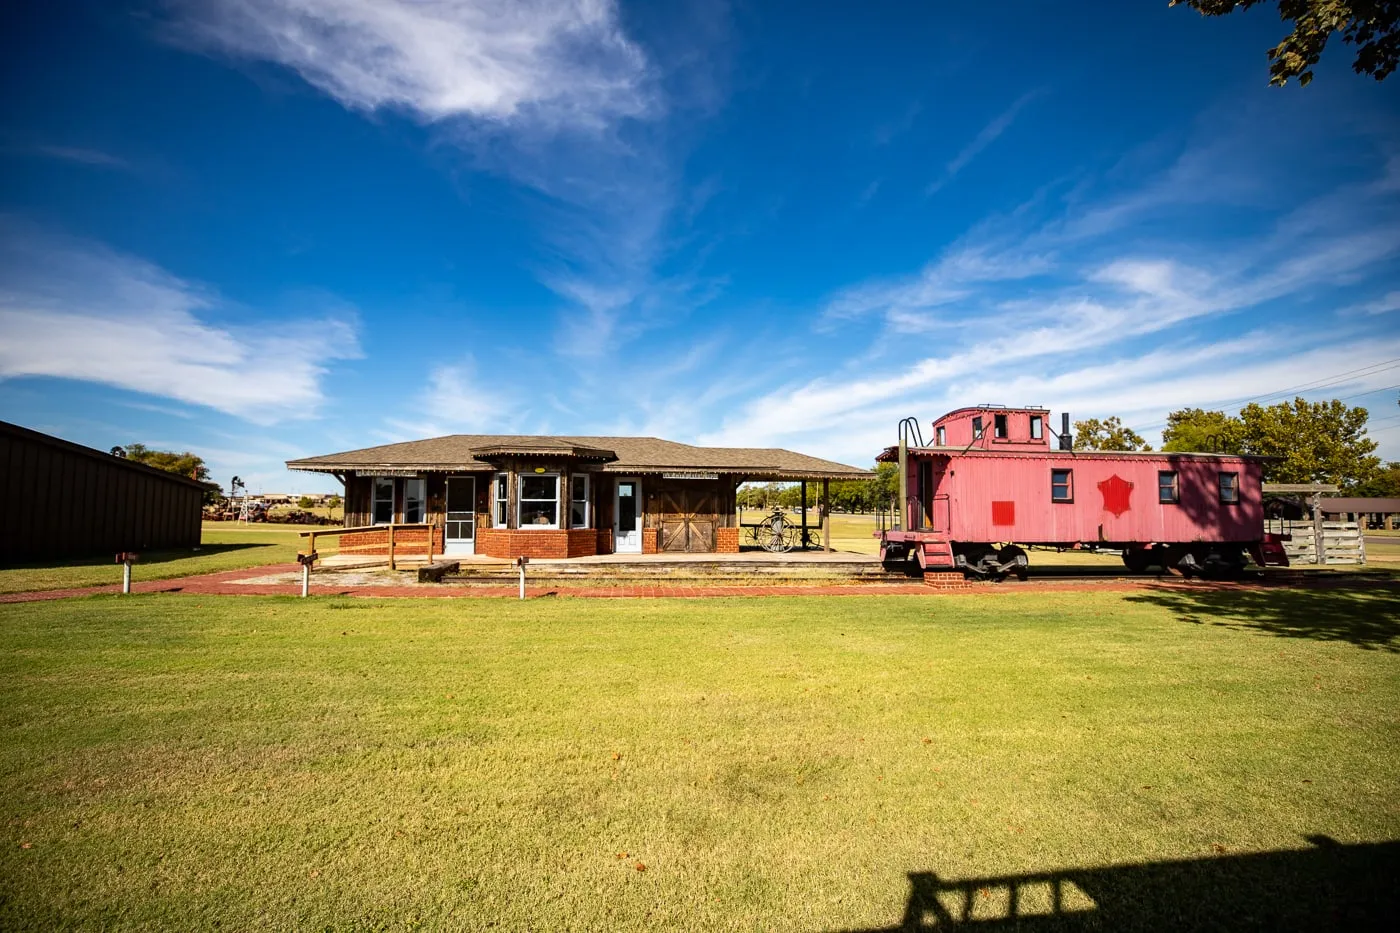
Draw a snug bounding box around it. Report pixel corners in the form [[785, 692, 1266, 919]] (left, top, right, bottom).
[[0, 524, 332, 595], [2, 589, 1397, 930]]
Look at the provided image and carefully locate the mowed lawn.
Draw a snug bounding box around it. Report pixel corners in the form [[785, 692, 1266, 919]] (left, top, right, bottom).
[[0, 524, 331, 595], [2, 589, 1398, 931]]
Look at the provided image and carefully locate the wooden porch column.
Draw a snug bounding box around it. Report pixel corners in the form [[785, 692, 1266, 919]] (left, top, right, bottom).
[[800, 480, 808, 549], [822, 478, 831, 552]]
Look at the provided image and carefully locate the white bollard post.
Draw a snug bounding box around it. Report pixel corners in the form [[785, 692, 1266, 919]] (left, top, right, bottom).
[[302, 562, 310, 598], [122, 561, 131, 595]]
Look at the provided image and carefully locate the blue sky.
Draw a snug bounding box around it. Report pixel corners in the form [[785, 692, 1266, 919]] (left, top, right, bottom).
[[2, 0, 1398, 493]]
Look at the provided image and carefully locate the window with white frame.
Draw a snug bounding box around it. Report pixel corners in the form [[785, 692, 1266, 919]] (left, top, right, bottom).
[[571, 474, 589, 528], [518, 473, 560, 528], [403, 478, 425, 523], [493, 473, 509, 527], [372, 477, 394, 524], [1030, 416, 1043, 440], [936, 425, 946, 446]]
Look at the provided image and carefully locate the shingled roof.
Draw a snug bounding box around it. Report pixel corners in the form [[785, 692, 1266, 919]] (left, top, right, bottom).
[[287, 435, 870, 481]]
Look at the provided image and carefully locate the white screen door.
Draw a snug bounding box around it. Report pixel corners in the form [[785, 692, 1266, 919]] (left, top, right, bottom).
[[614, 478, 641, 553], [445, 477, 476, 555]]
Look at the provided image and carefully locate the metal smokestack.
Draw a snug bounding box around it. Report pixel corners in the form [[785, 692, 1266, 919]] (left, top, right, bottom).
[[1060, 412, 1072, 451]]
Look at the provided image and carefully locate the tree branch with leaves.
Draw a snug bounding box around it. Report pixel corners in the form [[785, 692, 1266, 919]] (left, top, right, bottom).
[[1171, 0, 1400, 86]]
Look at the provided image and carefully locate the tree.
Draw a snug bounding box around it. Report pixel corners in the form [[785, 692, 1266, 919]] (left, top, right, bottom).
[[1237, 397, 1380, 487], [1161, 408, 1244, 453], [1171, 1, 1400, 86], [1160, 398, 1381, 488], [297, 496, 315, 509], [1351, 460, 1400, 497], [123, 443, 222, 504], [1073, 416, 1152, 451]]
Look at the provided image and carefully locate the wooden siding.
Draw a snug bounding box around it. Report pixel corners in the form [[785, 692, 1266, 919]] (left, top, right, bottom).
[[0, 422, 203, 563]]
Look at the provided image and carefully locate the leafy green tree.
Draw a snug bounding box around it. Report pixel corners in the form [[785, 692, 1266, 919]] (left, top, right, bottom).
[[1162, 398, 1380, 488], [297, 496, 315, 509], [124, 443, 222, 504], [1161, 408, 1245, 453], [327, 494, 343, 511], [1237, 397, 1380, 487], [1350, 461, 1400, 497], [1170, 1, 1400, 86], [1073, 416, 1152, 451]]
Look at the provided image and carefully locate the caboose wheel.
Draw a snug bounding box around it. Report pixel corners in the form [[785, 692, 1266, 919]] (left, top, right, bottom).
[[998, 545, 1029, 581]]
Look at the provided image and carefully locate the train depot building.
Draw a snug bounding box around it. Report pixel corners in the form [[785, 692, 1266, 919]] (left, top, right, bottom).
[[287, 435, 868, 559], [879, 405, 1288, 578]]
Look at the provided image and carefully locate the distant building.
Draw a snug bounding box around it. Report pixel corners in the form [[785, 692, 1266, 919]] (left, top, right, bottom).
[[1, 420, 204, 563], [1320, 497, 1400, 530]]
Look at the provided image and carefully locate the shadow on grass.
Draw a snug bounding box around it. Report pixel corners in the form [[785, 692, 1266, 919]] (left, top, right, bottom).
[[1123, 584, 1400, 652], [837, 835, 1398, 932], [0, 542, 268, 572]]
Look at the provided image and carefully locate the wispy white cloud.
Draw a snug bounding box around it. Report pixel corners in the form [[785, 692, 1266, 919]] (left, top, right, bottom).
[[164, 0, 652, 129], [166, 0, 725, 370], [926, 90, 1043, 195], [1338, 290, 1400, 316], [382, 358, 513, 438], [18, 144, 131, 168], [0, 222, 360, 424], [706, 141, 1400, 464]]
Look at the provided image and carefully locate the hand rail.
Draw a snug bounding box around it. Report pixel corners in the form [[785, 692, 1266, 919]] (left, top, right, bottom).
[[298, 522, 437, 570], [296, 523, 435, 538]]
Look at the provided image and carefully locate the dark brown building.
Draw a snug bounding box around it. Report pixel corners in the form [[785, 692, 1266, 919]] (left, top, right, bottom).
[[0, 420, 204, 563], [288, 434, 869, 558]]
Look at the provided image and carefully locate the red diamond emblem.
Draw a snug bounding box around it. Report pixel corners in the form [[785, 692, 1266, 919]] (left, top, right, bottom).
[[1098, 475, 1133, 517]]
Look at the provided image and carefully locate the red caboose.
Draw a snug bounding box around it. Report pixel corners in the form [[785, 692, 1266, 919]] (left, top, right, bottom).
[[877, 405, 1289, 578]]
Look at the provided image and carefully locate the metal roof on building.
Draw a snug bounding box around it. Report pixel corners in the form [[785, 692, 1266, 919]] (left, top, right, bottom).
[[288, 435, 871, 481]]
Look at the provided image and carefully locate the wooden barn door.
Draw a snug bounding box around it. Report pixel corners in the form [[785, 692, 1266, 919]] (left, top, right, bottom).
[[658, 485, 718, 553]]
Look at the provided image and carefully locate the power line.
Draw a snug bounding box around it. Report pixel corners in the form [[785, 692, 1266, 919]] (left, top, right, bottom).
[[1131, 358, 1400, 433]]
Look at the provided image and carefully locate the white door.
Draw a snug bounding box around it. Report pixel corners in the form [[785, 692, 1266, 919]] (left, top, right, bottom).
[[444, 476, 476, 555], [614, 478, 641, 553]]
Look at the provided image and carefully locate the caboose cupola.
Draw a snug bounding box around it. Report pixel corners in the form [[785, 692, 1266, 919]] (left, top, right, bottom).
[[929, 405, 1053, 452]]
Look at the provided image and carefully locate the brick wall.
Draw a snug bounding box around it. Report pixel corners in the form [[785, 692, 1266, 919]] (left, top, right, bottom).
[[641, 529, 660, 554], [595, 528, 614, 554], [477, 528, 598, 560], [715, 527, 739, 553], [335, 526, 442, 558]]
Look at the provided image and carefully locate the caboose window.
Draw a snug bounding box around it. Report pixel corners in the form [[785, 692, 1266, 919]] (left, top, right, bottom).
[[1218, 472, 1239, 504], [994, 414, 1007, 439], [1051, 469, 1073, 502], [972, 416, 984, 438], [936, 425, 946, 446], [1030, 416, 1043, 440], [1158, 471, 1179, 504]]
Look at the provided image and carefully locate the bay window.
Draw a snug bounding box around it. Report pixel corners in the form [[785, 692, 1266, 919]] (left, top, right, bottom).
[[518, 473, 560, 528], [571, 474, 590, 528], [493, 473, 509, 527]]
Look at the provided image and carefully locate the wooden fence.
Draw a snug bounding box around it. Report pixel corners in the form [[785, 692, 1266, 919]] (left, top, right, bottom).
[[1264, 520, 1366, 565]]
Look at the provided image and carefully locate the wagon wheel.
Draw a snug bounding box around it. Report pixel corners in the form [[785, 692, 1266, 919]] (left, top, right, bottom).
[[763, 517, 794, 553]]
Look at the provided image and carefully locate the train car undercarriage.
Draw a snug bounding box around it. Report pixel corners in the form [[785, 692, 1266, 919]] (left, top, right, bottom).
[[880, 531, 1289, 581]]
